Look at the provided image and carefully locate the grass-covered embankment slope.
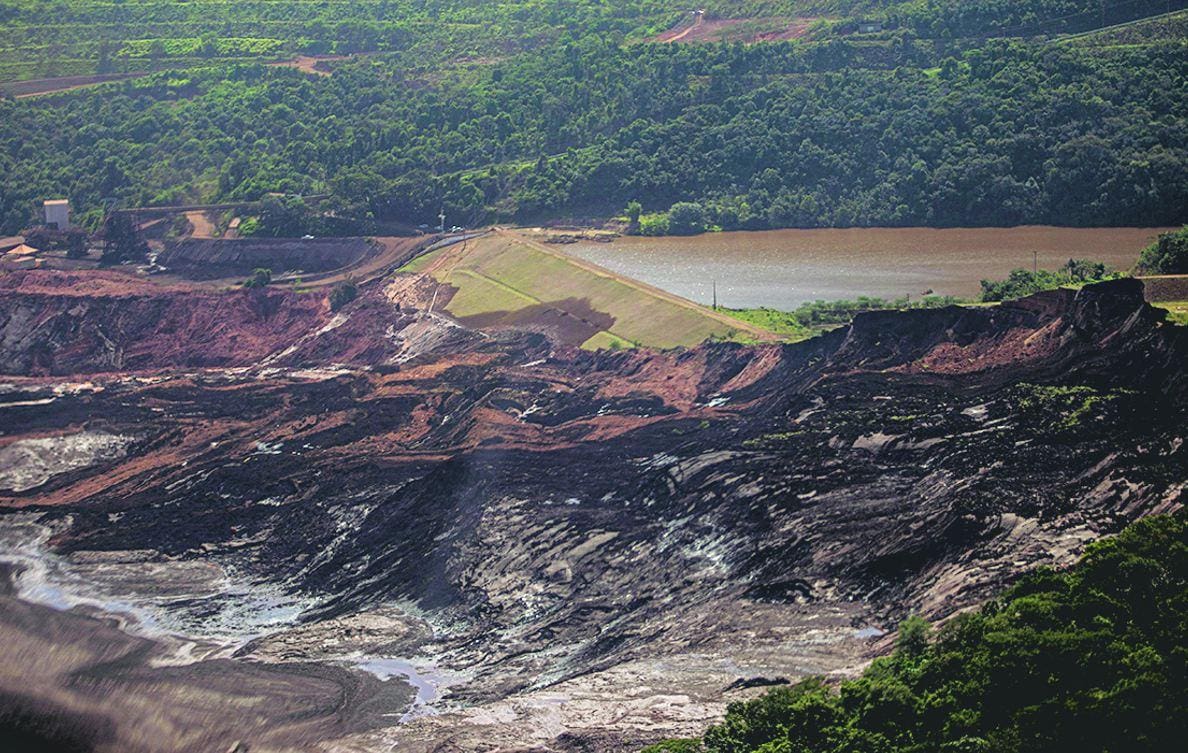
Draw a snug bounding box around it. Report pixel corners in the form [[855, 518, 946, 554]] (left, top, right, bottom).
[[648, 510, 1188, 753], [402, 231, 772, 349]]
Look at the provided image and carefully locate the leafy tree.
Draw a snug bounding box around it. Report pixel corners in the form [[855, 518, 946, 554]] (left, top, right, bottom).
[[1136, 227, 1188, 274], [980, 259, 1116, 302], [243, 267, 272, 289], [329, 280, 358, 311], [254, 196, 310, 238], [667, 202, 707, 235], [100, 212, 147, 265], [894, 615, 930, 659], [0, 3, 1185, 236], [625, 200, 642, 224]]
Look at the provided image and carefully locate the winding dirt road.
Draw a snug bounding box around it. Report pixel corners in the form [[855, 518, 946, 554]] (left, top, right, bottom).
[[661, 11, 705, 43]]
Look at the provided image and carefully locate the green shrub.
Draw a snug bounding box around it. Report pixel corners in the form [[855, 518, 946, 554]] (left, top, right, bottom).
[[638, 212, 670, 236], [1013, 383, 1132, 433], [1136, 227, 1188, 275], [980, 259, 1116, 302], [243, 267, 272, 288]]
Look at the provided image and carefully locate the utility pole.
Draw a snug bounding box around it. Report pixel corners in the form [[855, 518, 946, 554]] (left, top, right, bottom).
[[712, 280, 717, 311], [438, 209, 446, 234], [1033, 250, 1038, 275]]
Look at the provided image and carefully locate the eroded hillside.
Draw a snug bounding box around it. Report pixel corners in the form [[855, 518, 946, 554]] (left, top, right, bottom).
[[0, 270, 1184, 752]]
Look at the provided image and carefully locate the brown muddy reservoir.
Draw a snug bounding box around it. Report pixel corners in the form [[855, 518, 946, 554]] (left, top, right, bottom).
[[567, 226, 1174, 308]]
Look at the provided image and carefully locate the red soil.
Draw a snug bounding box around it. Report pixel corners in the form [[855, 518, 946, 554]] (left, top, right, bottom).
[[0, 270, 331, 375], [654, 16, 817, 45]]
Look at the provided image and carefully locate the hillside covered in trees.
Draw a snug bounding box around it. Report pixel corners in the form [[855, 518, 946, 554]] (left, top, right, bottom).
[[0, 1, 1186, 233], [648, 511, 1188, 753]]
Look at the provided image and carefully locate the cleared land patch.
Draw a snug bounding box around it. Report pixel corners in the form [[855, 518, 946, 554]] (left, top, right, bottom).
[[1066, 8, 1188, 45], [266, 55, 349, 76], [4, 72, 146, 97], [653, 15, 818, 44], [158, 237, 376, 281], [401, 231, 770, 349]]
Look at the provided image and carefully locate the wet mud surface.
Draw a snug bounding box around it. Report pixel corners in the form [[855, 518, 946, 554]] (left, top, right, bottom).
[[0, 273, 1184, 751]]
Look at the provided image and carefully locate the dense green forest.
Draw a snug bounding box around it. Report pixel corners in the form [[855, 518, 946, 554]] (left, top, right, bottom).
[[0, 1, 1185, 234], [1, 0, 1181, 80], [1137, 226, 1188, 273], [644, 510, 1187, 753]]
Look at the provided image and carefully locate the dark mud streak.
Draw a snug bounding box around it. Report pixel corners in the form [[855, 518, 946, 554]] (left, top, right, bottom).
[[0, 278, 1183, 748], [158, 237, 375, 280], [0, 690, 117, 753]]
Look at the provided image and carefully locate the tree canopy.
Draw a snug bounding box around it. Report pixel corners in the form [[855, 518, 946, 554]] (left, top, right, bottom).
[[1, 3, 1185, 235]]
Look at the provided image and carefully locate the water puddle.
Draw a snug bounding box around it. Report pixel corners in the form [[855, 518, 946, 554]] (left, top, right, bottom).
[[355, 656, 458, 721], [0, 514, 450, 719], [0, 516, 313, 646]]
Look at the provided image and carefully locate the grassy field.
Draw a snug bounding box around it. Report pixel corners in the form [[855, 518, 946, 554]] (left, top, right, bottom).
[[402, 232, 764, 349], [720, 307, 813, 340], [1155, 301, 1188, 325], [722, 293, 966, 341], [439, 268, 537, 318]]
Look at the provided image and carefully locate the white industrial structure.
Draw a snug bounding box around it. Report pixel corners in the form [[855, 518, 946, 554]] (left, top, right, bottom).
[[44, 199, 70, 230]]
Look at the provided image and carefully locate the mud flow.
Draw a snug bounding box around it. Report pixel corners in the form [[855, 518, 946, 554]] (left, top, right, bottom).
[[0, 274, 1183, 751]]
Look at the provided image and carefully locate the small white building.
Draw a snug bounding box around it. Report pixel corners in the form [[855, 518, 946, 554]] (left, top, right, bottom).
[[44, 199, 70, 230]]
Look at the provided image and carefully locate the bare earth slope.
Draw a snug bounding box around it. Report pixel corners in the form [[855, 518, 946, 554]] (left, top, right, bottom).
[[0, 272, 1183, 752]]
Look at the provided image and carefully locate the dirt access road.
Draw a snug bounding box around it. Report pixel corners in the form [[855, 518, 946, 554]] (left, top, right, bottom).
[[267, 55, 353, 76], [653, 12, 817, 44], [659, 10, 705, 43], [7, 72, 147, 98], [277, 234, 447, 288], [184, 211, 217, 239]]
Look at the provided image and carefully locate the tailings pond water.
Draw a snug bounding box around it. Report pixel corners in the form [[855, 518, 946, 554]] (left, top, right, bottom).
[[566, 226, 1173, 309]]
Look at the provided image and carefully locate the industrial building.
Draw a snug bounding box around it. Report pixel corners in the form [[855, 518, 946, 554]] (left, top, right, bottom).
[[44, 198, 70, 230]]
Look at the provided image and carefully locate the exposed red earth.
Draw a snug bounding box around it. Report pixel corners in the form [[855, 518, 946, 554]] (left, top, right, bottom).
[[266, 54, 352, 76], [0, 257, 1183, 751], [654, 14, 818, 44]]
